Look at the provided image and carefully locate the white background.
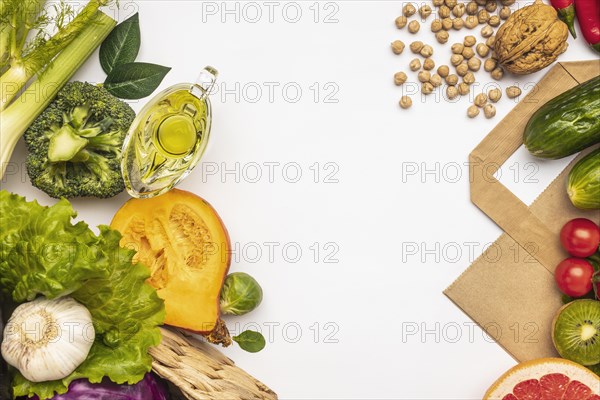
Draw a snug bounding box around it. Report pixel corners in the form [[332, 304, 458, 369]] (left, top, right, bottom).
[[2, 1, 598, 399]]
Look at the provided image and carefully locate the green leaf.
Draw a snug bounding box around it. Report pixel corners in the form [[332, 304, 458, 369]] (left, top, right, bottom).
[[233, 330, 266, 353], [104, 62, 171, 99], [0, 191, 165, 399], [99, 13, 141, 74]]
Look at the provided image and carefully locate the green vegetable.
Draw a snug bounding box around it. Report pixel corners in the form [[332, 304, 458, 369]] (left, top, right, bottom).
[[24, 81, 135, 199], [220, 272, 263, 316], [100, 13, 141, 74], [0, 191, 165, 399], [524, 76, 600, 159], [567, 148, 600, 210], [233, 331, 266, 353], [0, 2, 116, 179], [104, 62, 172, 99]]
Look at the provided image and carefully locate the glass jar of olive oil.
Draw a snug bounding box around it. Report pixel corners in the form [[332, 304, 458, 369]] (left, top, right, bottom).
[[121, 66, 217, 198]]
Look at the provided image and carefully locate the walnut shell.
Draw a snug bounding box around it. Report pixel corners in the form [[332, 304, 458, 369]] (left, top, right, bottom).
[[494, 0, 568, 75]]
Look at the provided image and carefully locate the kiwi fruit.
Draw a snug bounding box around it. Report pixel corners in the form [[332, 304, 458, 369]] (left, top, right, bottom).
[[587, 363, 600, 377], [552, 299, 600, 366]]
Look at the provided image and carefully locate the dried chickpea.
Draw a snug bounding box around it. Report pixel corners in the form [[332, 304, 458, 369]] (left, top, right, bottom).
[[481, 25, 494, 38], [437, 65, 450, 78], [433, 0, 444, 6], [465, 16, 479, 29], [474, 93, 487, 107], [436, 30, 450, 44], [463, 72, 475, 85], [410, 41, 424, 53], [488, 15, 500, 27], [431, 19, 443, 32], [446, 74, 459, 86], [484, 103, 496, 118], [451, 43, 464, 54], [394, 72, 408, 86], [439, 5, 451, 18], [403, 3, 416, 17], [391, 40, 405, 54], [484, 58, 497, 72], [485, 0, 497, 13], [458, 82, 470, 95], [506, 86, 522, 99], [445, 0, 457, 8], [466, 1, 478, 15], [451, 54, 464, 66], [420, 45, 434, 57], [486, 35, 496, 49], [499, 6, 511, 20], [478, 9, 490, 24], [408, 20, 420, 33], [464, 35, 477, 47], [475, 0, 486, 5], [395, 16, 408, 29], [423, 58, 435, 70], [447, 85, 459, 99], [419, 5, 432, 19], [501, 0, 515, 6], [418, 70, 431, 83], [476, 43, 490, 57], [462, 47, 475, 59], [409, 58, 421, 71], [468, 57, 481, 71], [491, 66, 504, 80], [453, 4, 466, 17], [488, 88, 502, 102], [453, 18, 464, 30], [430, 74, 443, 87], [422, 82, 434, 94], [442, 18, 454, 30], [467, 105, 480, 118], [456, 63, 469, 76], [399, 96, 412, 109]]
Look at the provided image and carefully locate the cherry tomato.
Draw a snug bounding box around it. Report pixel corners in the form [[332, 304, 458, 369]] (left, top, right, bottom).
[[554, 258, 594, 297], [560, 218, 600, 258]]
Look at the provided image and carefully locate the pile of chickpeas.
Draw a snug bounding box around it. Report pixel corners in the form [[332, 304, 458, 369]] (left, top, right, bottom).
[[391, 0, 523, 118]]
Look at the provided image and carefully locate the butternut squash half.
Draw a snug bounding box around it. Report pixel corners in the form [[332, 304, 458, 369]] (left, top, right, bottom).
[[111, 189, 231, 339]]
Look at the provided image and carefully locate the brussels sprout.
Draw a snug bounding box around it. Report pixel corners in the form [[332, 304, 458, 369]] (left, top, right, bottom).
[[220, 272, 263, 316]]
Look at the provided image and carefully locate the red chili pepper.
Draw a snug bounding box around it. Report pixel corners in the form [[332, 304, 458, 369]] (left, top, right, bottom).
[[551, 0, 577, 38], [575, 0, 600, 53]]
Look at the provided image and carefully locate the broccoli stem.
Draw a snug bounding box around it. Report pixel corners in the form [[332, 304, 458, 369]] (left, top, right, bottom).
[[0, 0, 110, 110], [0, 11, 115, 179]]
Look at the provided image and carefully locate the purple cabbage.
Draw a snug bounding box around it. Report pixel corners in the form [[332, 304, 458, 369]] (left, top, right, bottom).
[[32, 374, 169, 400]]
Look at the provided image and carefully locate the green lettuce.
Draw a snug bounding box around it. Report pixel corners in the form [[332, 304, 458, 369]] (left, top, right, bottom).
[[0, 191, 165, 399]]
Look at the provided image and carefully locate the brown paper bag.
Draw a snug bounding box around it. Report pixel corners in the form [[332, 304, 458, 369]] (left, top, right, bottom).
[[445, 61, 600, 362]]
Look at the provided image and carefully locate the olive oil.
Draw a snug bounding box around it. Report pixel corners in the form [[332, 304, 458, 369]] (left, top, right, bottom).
[[121, 67, 217, 198]]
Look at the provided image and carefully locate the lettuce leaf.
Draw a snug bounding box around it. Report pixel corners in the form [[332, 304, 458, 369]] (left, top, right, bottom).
[[0, 191, 165, 399]]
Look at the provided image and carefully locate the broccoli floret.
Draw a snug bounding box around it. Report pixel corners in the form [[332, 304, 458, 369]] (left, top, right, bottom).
[[24, 81, 136, 198]]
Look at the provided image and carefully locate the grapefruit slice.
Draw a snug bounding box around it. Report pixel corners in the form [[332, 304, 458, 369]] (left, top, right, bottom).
[[484, 358, 600, 400]]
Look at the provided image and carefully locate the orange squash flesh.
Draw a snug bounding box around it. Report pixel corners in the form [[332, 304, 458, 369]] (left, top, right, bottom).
[[111, 189, 231, 334]]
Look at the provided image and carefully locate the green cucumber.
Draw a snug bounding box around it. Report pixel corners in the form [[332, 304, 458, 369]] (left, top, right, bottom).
[[524, 75, 600, 159], [567, 147, 600, 210]]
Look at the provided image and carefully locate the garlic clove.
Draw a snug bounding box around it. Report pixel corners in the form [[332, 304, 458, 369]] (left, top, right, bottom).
[[1, 297, 94, 382]]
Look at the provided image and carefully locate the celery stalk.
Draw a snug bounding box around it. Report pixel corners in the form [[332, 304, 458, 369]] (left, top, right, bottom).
[[0, 11, 116, 178], [0, 0, 109, 110]]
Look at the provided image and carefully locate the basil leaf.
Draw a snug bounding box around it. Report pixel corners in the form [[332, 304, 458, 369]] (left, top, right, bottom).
[[233, 330, 266, 353], [100, 13, 141, 74], [104, 62, 171, 99]]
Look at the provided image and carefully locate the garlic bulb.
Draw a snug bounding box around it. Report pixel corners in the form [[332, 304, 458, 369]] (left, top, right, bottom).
[[1, 297, 94, 382]]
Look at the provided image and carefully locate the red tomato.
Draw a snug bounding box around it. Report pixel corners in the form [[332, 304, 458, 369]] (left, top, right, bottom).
[[560, 218, 600, 258], [554, 258, 594, 297]]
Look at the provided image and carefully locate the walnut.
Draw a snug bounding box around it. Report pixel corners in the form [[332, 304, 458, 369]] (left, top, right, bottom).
[[494, 0, 568, 75]]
